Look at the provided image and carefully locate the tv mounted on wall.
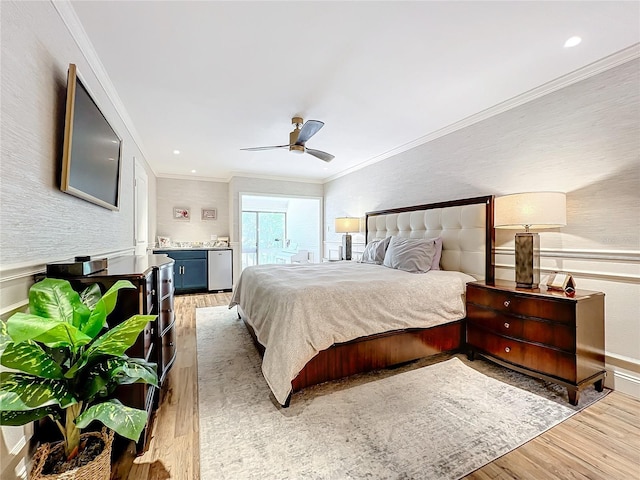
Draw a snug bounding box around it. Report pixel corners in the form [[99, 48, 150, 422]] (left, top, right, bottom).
[[61, 63, 122, 211]]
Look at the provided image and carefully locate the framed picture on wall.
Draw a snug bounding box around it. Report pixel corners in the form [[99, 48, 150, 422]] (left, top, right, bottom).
[[173, 207, 190, 220], [202, 208, 217, 220]]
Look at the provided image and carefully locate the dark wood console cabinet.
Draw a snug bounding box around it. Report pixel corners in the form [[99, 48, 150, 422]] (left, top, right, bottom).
[[466, 280, 606, 405], [57, 254, 176, 452]]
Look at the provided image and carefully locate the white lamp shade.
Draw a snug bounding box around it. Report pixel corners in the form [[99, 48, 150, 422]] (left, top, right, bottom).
[[335, 217, 360, 233], [495, 192, 567, 229]]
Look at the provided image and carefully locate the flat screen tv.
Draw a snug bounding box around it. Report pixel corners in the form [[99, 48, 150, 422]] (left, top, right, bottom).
[[61, 63, 122, 210]]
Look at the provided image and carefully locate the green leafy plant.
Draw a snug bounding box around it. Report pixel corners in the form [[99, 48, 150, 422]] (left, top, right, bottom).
[[0, 278, 157, 459]]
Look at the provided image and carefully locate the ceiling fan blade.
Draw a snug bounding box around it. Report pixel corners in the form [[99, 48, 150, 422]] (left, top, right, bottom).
[[295, 120, 324, 145], [240, 145, 290, 151], [305, 148, 334, 162]]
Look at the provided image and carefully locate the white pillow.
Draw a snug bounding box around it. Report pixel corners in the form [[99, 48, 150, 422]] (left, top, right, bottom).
[[429, 237, 443, 270], [359, 237, 391, 264], [383, 236, 437, 273]]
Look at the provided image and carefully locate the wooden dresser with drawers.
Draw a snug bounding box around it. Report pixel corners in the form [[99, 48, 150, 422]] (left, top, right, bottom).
[[59, 254, 176, 451], [466, 280, 606, 405]]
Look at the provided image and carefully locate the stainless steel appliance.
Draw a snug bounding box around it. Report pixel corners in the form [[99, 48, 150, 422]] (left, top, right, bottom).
[[208, 249, 232, 292]]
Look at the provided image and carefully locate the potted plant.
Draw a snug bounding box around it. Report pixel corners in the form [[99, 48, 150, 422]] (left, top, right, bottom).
[[0, 278, 158, 479]]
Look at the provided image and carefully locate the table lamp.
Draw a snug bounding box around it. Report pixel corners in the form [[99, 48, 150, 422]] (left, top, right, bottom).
[[334, 217, 360, 260], [495, 192, 566, 288]]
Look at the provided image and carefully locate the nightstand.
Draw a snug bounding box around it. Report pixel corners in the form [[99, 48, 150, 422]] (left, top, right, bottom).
[[466, 280, 606, 405]]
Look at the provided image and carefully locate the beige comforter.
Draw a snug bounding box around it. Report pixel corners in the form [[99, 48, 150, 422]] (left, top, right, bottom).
[[229, 262, 474, 405]]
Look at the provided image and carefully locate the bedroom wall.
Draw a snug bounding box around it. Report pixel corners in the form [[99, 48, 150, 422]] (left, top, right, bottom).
[[324, 58, 640, 398], [155, 177, 229, 245], [0, 2, 157, 477]]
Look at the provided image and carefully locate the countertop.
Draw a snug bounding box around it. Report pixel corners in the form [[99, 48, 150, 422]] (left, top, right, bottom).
[[152, 247, 232, 251]]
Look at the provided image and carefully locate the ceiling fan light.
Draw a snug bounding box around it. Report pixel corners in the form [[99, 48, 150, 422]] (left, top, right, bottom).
[[290, 145, 305, 154]]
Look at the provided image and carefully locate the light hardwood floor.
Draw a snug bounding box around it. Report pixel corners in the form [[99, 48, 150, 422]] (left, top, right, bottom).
[[112, 293, 640, 480]]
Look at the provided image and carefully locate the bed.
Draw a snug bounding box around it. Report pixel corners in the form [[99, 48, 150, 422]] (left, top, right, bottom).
[[230, 195, 495, 406]]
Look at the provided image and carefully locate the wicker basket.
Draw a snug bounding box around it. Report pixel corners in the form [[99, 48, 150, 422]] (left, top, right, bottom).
[[30, 429, 114, 480]]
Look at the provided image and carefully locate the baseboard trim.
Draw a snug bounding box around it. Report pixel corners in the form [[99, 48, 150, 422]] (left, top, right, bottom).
[[606, 352, 640, 374], [610, 369, 640, 399]]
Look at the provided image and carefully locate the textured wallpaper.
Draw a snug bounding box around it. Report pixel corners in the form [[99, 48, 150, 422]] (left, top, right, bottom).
[[325, 59, 640, 253], [0, 1, 156, 268], [156, 177, 229, 244], [324, 58, 640, 375]]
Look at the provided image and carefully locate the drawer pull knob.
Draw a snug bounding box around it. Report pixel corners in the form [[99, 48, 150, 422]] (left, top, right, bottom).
[[504, 322, 510, 329], [504, 300, 511, 307], [504, 346, 511, 353]]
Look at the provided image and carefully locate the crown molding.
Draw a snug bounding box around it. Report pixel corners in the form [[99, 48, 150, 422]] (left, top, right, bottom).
[[51, 0, 156, 176], [50, 1, 639, 186], [325, 44, 640, 183], [228, 173, 324, 185], [156, 173, 230, 183], [156, 172, 323, 185]]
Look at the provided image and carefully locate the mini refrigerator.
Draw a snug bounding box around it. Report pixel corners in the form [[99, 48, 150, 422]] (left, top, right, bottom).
[[207, 249, 233, 292]]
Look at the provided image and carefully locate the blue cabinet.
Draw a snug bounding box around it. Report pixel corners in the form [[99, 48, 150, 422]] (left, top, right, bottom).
[[154, 250, 208, 293]]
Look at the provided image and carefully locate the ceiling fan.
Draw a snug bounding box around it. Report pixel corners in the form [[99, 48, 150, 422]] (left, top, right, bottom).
[[240, 117, 335, 162]]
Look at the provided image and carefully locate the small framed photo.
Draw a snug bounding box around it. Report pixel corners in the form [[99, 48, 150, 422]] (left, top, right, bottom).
[[547, 271, 576, 292], [157, 236, 171, 247], [173, 207, 190, 220], [201, 208, 217, 220]]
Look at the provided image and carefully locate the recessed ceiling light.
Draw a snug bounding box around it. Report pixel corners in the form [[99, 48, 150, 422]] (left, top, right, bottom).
[[564, 36, 582, 48], [173, 149, 181, 155], [191, 169, 196, 173]]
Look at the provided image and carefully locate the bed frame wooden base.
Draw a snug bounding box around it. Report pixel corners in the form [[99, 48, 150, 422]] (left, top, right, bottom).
[[239, 306, 464, 407]]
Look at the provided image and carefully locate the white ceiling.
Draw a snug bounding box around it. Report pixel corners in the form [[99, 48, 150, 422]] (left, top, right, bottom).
[[69, 1, 639, 183]]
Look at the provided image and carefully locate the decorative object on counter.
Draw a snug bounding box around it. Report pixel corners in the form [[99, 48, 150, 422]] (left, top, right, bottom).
[[201, 208, 217, 220], [0, 278, 158, 479], [546, 271, 576, 292], [173, 207, 190, 220], [157, 236, 171, 248], [335, 217, 360, 260], [494, 192, 566, 289], [215, 237, 229, 247]]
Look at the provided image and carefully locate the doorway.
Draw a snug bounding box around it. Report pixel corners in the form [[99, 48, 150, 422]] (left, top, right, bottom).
[[242, 211, 286, 267], [240, 194, 322, 270]]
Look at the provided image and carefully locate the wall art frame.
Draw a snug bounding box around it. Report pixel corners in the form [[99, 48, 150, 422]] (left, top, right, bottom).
[[201, 208, 217, 220], [173, 207, 190, 220]]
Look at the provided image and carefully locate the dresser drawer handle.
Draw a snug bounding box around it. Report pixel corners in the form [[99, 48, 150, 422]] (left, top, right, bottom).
[[503, 300, 511, 307], [504, 346, 511, 353], [504, 322, 510, 329]]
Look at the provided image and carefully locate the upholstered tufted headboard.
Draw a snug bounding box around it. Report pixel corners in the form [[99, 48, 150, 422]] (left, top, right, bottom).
[[365, 196, 494, 282]]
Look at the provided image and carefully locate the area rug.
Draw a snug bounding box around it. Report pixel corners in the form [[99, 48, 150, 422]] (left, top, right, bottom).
[[196, 306, 608, 480]]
